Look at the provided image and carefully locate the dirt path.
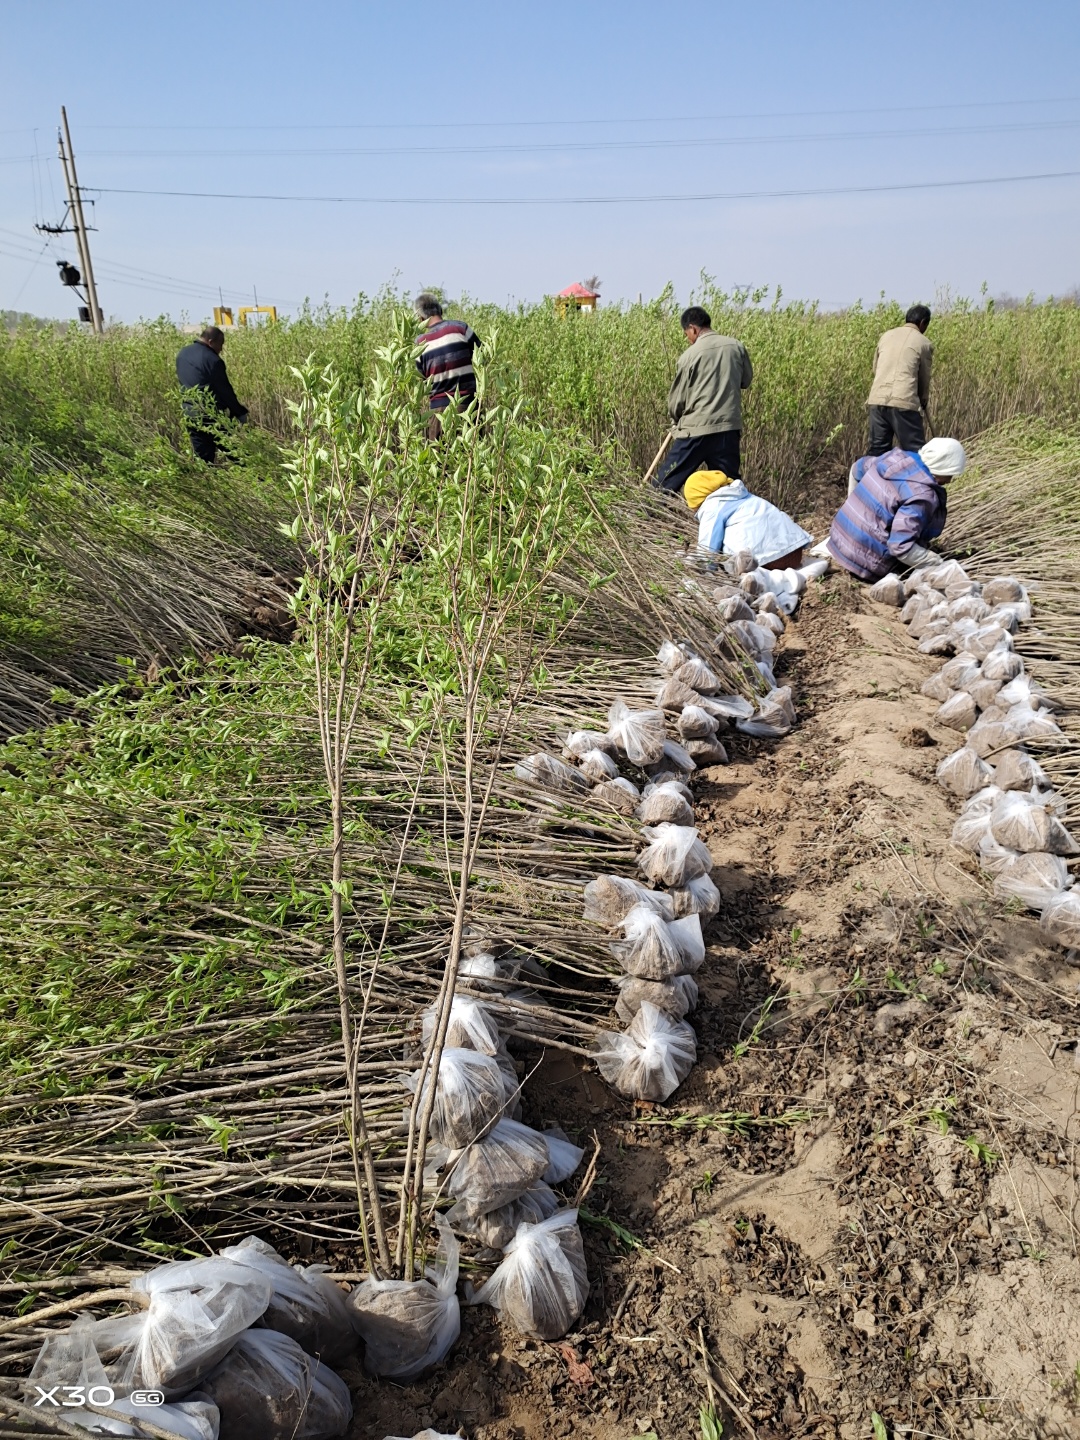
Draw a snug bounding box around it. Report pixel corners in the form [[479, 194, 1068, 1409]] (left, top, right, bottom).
[[349, 575, 1080, 1440]]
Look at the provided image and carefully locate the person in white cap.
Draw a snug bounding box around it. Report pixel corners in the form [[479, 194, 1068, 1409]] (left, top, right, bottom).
[[827, 437, 967, 581]]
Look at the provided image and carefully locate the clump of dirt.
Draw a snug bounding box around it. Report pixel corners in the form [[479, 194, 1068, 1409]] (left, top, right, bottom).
[[341, 574, 1080, 1440]]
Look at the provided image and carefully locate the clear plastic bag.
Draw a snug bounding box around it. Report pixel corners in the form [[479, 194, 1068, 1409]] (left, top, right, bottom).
[[514, 754, 588, 795], [448, 1181, 560, 1250], [563, 729, 616, 759], [607, 700, 667, 765], [670, 872, 721, 920], [868, 573, 905, 605], [616, 973, 699, 1024], [655, 675, 704, 712], [935, 746, 992, 798], [217, 1237, 355, 1366], [951, 807, 995, 854], [998, 675, 1048, 710], [583, 874, 674, 926], [472, 1209, 589, 1340], [917, 629, 958, 656], [200, 1329, 312, 1440], [756, 611, 785, 639], [935, 691, 978, 732], [579, 747, 619, 784], [594, 1001, 697, 1102], [981, 649, 1024, 683], [737, 687, 795, 738], [402, 1048, 511, 1149], [948, 595, 990, 623], [444, 1118, 550, 1216], [299, 1362, 353, 1439], [541, 1128, 585, 1184], [347, 1222, 460, 1380], [1039, 887, 1080, 949], [966, 676, 1002, 712], [899, 593, 925, 624], [686, 737, 729, 765], [992, 851, 1069, 911], [981, 576, 1025, 606], [677, 704, 720, 741], [675, 657, 721, 694], [939, 654, 981, 689], [610, 904, 705, 980], [977, 831, 1019, 877], [990, 792, 1078, 855], [637, 781, 695, 827], [129, 1258, 273, 1398], [920, 671, 953, 703], [1005, 704, 1063, 746], [702, 693, 755, 721], [638, 823, 713, 887], [730, 619, 776, 657], [755, 590, 786, 619], [718, 593, 756, 624], [993, 749, 1048, 792], [967, 625, 1011, 662], [421, 996, 502, 1057], [967, 717, 1019, 759], [657, 639, 693, 672], [591, 777, 640, 815], [922, 560, 971, 589]]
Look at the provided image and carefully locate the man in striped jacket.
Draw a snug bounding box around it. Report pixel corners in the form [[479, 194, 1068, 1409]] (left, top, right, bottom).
[[414, 292, 479, 439], [827, 437, 967, 581]]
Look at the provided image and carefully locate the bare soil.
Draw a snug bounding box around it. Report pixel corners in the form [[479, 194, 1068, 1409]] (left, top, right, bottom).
[[346, 573, 1080, 1440]]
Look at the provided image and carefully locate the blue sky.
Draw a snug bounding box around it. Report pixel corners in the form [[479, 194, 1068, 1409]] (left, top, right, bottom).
[[2, 0, 1079, 322]]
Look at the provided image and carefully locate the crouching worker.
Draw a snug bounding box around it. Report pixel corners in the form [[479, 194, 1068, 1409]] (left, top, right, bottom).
[[684, 470, 812, 568], [827, 437, 967, 581]]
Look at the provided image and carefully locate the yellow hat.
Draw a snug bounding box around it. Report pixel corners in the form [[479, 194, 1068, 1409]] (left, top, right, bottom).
[[683, 469, 729, 511]]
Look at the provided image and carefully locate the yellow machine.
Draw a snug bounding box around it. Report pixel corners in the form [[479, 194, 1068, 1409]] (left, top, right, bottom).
[[212, 305, 278, 328]]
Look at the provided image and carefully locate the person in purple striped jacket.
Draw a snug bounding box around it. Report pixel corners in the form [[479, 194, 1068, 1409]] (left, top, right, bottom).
[[414, 292, 480, 440], [827, 437, 967, 582]]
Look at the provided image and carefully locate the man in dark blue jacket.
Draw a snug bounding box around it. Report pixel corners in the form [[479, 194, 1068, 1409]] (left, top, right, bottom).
[[176, 326, 248, 462]]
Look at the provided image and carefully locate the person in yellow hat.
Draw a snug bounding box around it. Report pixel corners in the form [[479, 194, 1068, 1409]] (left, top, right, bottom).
[[683, 469, 812, 568]]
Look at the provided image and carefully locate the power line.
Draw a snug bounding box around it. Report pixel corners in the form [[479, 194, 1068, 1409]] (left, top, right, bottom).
[[92, 167, 1080, 208], [56, 116, 1080, 161]]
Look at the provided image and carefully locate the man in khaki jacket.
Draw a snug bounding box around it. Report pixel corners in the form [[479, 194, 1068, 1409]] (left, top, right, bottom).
[[866, 304, 932, 455], [656, 306, 753, 492]]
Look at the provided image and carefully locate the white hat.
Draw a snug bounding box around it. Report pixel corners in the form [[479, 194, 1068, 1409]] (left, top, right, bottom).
[[919, 437, 967, 477]]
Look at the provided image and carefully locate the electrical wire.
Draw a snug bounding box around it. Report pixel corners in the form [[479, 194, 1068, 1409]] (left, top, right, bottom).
[[91, 167, 1080, 207]]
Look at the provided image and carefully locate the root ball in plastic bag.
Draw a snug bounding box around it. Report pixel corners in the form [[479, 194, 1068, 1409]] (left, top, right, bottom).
[[472, 1209, 589, 1340], [594, 1001, 697, 1102]]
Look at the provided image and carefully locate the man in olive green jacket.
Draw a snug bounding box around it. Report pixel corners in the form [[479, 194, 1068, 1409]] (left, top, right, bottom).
[[867, 304, 932, 455], [656, 306, 753, 492]]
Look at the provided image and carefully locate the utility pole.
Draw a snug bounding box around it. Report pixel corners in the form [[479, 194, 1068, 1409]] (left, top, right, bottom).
[[57, 107, 103, 332]]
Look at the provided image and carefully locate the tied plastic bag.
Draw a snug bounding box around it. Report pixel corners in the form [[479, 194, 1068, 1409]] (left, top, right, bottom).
[[130, 1258, 273, 1398], [967, 717, 1020, 759], [448, 1182, 560, 1251], [637, 781, 695, 827], [994, 749, 1049, 792], [737, 687, 796, 738], [1040, 887, 1080, 950], [899, 593, 925, 624], [686, 737, 729, 765], [917, 629, 958, 657], [541, 1128, 585, 1184], [981, 648, 1024, 683], [472, 1210, 589, 1340], [939, 653, 981, 689], [756, 611, 786, 639], [638, 824, 713, 888], [920, 671, 953, 703], [648, 739, 697, 778], [657, 639, 694, 672], [718, 593, 756, 624], [610, 905, 705, 980], [594, 1001, 697, 1102], [579, 748, 619, 784], [993, 851, 1069, 911], [966, 677, 1002, 712], [948, 595, 990, 623], [300, 1363, 353, 1440], [583, 874, 674, 926], [702, 693, 755, 721], [1004, 704, 1063, 746], [677, 704, 720, 741], [402, 1048, 512, 1149], [198, 1330, 318, 1440], [218, 1237, 355, 1365], [755, 590, 786, 618], [868, 573, 905, 605], [729, 619, 776, 657], [935, 747, 992, 798], [591, 777, 640, 815], [444, 1118, 550, 1216], [951, 807, 995, 854], [998, 675, 1049, 711], [656, 675, 704, 712], [990, 792, 1078, 856], [616, 973, 699, 1024], [563, 729, 616, 759], [982, 576, 1025, 606], [670, 872, 721, 920], [421, 995, 502, 1057], [514, 754, 588, 795], [348, 1222, 460, 1380], [935, 691, 978, 732], [675, 657, 721, 694], [607, 700, 667, 765], [923, 560, 971, 590], [967, 624, 1012, 662]]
